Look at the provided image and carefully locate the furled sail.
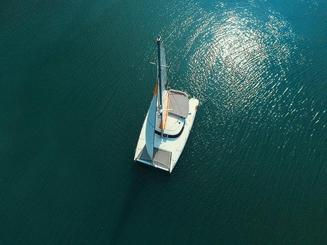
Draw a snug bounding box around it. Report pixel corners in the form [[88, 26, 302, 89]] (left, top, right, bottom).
[[160, 43, 167, 92]]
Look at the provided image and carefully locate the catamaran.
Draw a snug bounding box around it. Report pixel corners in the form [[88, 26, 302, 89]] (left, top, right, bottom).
[[134, 36, 199, 173]]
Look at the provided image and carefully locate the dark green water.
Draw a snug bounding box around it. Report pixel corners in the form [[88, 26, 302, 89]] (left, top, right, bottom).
[[1, 0, 327, 244]]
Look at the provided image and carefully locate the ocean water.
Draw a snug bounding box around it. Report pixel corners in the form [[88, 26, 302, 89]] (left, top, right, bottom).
[[0, 0, 326, 244]]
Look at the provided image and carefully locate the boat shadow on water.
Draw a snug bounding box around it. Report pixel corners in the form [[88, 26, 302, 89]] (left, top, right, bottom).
[[110, 163, 170, 244]]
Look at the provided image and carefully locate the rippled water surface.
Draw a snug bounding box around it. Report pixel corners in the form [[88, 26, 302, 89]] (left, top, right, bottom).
[[0, 0, 326, 244]]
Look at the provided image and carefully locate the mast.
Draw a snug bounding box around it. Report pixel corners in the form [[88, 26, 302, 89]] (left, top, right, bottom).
[[156, 36, 164, 134], [156, 36, 163, 113]]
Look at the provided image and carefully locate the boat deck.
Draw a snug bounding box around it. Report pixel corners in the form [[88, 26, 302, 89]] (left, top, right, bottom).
[[134, 97, 199, 173]]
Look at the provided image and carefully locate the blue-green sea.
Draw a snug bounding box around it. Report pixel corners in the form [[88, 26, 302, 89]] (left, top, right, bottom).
[[1, 0, 326, 244]]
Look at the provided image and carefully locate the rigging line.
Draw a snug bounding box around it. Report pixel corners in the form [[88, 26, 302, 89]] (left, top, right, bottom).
[[166, 29, 176, 42]]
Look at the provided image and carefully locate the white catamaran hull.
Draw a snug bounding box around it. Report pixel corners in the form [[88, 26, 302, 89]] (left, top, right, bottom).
[[134, 97, 199, 173]]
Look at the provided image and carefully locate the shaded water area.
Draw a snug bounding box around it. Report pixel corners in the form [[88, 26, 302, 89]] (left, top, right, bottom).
[[0, 0, 326, 244]]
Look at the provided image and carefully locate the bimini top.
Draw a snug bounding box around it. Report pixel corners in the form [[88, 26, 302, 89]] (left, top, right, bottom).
[[168, 90, 189, 118]]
